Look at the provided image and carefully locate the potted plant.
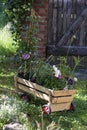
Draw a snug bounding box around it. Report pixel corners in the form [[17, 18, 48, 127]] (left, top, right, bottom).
[[14, 54, 78, 113]]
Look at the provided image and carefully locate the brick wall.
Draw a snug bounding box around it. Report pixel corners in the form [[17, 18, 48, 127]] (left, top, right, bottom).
[[33, 0, 49, 58]]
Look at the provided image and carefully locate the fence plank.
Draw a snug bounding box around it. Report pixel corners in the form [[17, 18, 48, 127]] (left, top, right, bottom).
[[57, 7, 87, 46], [48, 0, 53, 44], [50, 102, 71, 112], [57, 0, 63, 42], [48, 0, 87, 46]]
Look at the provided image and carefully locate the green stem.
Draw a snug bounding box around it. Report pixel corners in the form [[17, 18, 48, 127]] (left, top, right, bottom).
[[41, 112, 44, 130], [24, 61, 27, 75]]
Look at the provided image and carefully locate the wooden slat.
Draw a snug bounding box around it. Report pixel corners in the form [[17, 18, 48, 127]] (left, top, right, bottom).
[[79, 21, 85, 46], [63, 0, 67, 33], [66, 0, 72, 29], [57, 0, 63, 41], [79, 0, 86, 46], [50, 102, 71, 112], [47, 0, 87, 69], [53, 8, 57, 42], [48, 0, 54, 44], [17, 83, 50, 101], [57, 7, 87, 46], [17, 77, 52, 95], [51, 96, 73, 104], [47, 45, 87, 56], [52, 89, 76, 96]]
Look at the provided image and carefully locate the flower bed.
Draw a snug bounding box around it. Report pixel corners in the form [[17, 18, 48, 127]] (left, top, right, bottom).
[[14, 76, 76, 112]]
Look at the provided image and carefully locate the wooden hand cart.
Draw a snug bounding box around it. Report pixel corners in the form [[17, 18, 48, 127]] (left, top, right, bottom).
[[14, 76, 76, 112]]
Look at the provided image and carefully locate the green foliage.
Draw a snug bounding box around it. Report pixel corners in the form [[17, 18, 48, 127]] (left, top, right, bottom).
[[0, 1, 8, 28], [5, 0, 37, 52], [33, 60, 65, 90], [0, 1, 17, 56], [30, 56, 79, 90], [43, 76, 66, 90], [0, 25, 17, 56]]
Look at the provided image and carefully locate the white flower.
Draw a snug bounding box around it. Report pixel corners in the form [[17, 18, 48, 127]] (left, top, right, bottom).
[[53, 65, 61, 79], [74, 77, 78, 82]]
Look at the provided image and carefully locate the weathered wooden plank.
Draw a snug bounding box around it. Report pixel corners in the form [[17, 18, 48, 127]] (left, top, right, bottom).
[[53, 8, 57, 42], [72, 0, 77, 20], [54, 0, 58, 8], [52, 89, 76, 96], [66, 0, 72, 29], [79, 0, 86, 46], [48, 0, 54, 44], [51, 96, 73, 104], [47, 45, 87, 56], [50, 102, 71, 112], [75, 0, 81, 46], [57, 0, 63, 41], [63, 0, 67, 33], [17, 83, 50, 101], [79, 21, 85, 46], [17, 77, 52, 95], [57, 7, 87, 46]]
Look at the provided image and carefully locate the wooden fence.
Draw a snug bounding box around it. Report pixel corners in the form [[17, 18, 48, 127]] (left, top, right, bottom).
[[47, 0, 87, 45], [47, 0, 87, 68]]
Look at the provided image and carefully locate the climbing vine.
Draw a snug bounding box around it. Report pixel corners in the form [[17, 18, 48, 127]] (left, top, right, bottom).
[[5, 0, 37, 52]]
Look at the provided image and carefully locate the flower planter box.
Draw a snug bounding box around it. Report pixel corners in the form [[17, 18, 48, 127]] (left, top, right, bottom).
[[14, 76, 76, 112]]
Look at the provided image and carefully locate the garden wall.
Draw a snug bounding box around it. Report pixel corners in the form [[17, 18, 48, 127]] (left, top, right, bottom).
[[33, 0, 49, 58]]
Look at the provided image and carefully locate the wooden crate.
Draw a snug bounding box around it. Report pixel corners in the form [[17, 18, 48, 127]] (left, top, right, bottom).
[[14, 76, 76, 112]]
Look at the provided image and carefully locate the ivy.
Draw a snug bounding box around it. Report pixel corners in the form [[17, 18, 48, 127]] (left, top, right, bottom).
[[5, 0, 37, 52]]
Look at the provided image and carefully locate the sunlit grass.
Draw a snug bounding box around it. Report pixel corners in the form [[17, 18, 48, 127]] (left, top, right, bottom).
[[0, 23, 17, 56], [0, 61, 15, 89]]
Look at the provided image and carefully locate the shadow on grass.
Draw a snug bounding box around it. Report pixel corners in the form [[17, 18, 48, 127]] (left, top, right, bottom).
[[0, 74, 14, 89], [0, 58, 17, 89]]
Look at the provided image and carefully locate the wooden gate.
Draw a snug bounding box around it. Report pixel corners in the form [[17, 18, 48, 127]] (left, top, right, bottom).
[[47, 0, 87, 68]]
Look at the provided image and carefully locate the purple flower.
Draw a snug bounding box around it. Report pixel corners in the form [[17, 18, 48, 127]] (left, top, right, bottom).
[[65, 77, 69, 81], [68, 78, 73, 85], [22, 53, 30, 60], [57, 74, 62, 79], [65, 77, 73, 85]]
